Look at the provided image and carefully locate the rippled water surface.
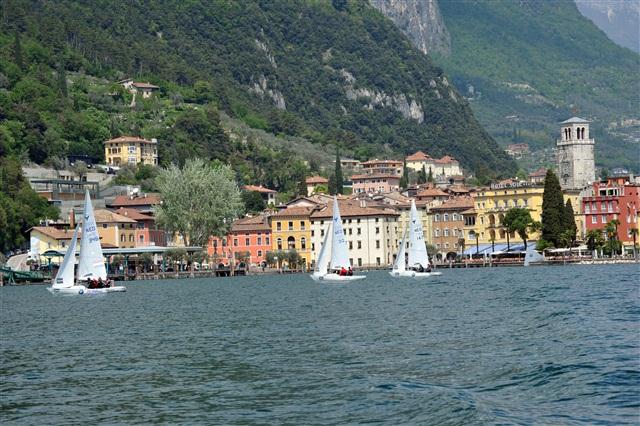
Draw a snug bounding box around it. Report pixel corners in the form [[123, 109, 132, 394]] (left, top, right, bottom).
[[1, 265, 639, 424]]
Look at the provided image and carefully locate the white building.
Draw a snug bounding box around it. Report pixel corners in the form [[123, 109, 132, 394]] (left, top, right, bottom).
[[556, 117, 596, 190], [405, 151, 462, 179], [309, 199, 400, 268]]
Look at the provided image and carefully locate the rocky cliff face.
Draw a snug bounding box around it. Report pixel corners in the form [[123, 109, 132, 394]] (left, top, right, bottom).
[[574, 0, 639, 53], [369, 0, 451, 56]]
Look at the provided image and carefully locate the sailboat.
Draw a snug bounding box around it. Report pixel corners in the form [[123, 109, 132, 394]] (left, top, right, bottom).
[[390, 199, 441, 278], [310, 196, 366, 282], [524, 243, 546, 266], [48, 190, 126, 294]]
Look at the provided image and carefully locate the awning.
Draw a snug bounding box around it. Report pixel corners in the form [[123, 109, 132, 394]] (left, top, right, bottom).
[[462, 244, 493, 256]]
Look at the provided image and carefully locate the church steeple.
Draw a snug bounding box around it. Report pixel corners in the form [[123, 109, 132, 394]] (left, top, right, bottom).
[[556, 117, 595, 190]]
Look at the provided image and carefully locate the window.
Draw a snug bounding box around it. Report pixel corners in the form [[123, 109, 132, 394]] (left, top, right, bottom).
[[277, 238, 282, 250], [266, 237, 270, 245], [276, 222, 282, 231], [233, 239, 238, 246], [357, 241, 362, 249], [585, 204, 590, 214], [300, 221, 305, 230], [258, 250, 262, 257], [444, 214, 449, 222], [128, 144, 136, 153], [436, 243, 441, 249], [287, 236, 295, 250], [608, 201, 613, 212], [103, 224, 108, 229], [452, 213, 458, 221], [376, 257, 381, 266], [349, 241, 353, 249], [434, 229, 440, 237], [257, 237, 262, 245], [222, 239, 227, 247], [357, 228, 361, 235], [311, 243, 315, 251], [301, 237, 306, 250], [139, 235, 144, 242], [288, 221, 294, 231], [445, 243, 449, 249], [311, 230, 314, 237], [601, 215, 607, 223], [358, 258, 362, 267], [245, 238, 250, 246], [120, 235, 125, 242], [375, 227, 380, 234], [444, 229, 449, 237], [321, 229, 325, 237], [434, 214, 440, 222], [601, 202, 606, 211], [376, 240, 380, 249], [348, 228, 352, 235]]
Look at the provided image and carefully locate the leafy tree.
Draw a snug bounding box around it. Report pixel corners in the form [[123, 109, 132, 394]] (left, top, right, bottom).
[[241, 190, 266, 214], [400, 159, 409, 190], [334, 148, 343, 195], [562, 199, 577, 247], [585, 229, 604, 253], [155, 158, 242, 247], [503, 207, 539, 249], [604, 219, 621, 256], [541, 169, 565, 247], [13, 32, 24, 71], [57, 59, 67, 98], [417, 165, 427, 184]]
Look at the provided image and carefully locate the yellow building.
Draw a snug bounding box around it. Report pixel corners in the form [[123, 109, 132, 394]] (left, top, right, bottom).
[[94, 209, 138, 248], [269, 206, 314, 268], [29, 227, 81, 264], [104, 136, 158, 167]]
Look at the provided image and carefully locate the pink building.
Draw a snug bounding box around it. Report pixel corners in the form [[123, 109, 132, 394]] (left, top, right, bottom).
[[207, 216, 272, 266], [351, 174, 401, 194]]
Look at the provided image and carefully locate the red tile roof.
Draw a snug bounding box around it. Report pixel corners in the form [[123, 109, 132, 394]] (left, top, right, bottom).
[[434, 155, 458, 164], [241, 185, 277, 193], [94, 209, 137, 223], [272, 206, 315, 217], [310, 200, 398, 219], [30, 226, 82, 240], [305, 176, 329, 184], [416, 188, 448, 197], [406, 151, 432, 161], [112, 208, 155, 221], [109, 194, 161, 207], [131, 82, 159, 89], [529, 168, 547, 178], [104, 136, 155, 144], [231, 215, 271, 232], [430, 197, 474, 211]]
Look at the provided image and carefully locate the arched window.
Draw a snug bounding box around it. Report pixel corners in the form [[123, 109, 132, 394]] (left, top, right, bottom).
[[443, 213, 449, 222], [120, 234, 125, 242], [139, 235, 144, 242], [434, 229, 440, 237], [277, 238, 282, 250], [434, 214, 440, 222], [129, 234, 134, 242], [444, 228, 449, 237], [301, 237, 306, 250], [287, 236, 295, 250]]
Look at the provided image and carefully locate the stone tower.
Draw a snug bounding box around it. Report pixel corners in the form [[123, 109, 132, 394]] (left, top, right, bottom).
[[556, 117, 595, 190]]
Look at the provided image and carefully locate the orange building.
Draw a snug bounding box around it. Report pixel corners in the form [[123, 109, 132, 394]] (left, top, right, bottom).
[[208, 216, 272, 266], [113, 207, 167, 247]]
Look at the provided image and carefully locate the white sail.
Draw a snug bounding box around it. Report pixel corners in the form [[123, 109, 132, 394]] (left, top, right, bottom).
[[407, 199, 430, 269], [329, 196, 350, 271], [524, 243, 545, 266], [52, 226, 79, 288], [77, 190, 107, 281], [314, 222, 332, 275], [392, 227, 407, 273]]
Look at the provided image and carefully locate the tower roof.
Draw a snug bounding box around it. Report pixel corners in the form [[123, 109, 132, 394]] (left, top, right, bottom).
[[561, 117, 590, 124]]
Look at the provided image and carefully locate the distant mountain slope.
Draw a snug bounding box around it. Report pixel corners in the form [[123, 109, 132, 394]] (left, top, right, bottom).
[[0, 0, 516, 178], [420, 0, 639, 172], [575, 0, 640, 53]]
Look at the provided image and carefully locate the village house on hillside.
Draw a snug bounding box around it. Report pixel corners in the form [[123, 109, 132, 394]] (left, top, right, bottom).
[[405, 151, 462, 179], [119, 79, 160, 99], [104, 136, 158, 167]]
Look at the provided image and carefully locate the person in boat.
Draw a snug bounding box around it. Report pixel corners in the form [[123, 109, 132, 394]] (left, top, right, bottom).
[[339, 266, 347, 276], [97, 278, 104, 288], [347, 267, 353, 276]]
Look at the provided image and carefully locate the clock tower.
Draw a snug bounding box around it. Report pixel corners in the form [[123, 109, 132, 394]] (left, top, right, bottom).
[[556, 117, 595, 190]]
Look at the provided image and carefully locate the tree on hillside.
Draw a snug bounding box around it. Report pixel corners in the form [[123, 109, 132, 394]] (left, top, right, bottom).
[[417, 165, 427, 184], [541, 169, 565, 247], [57, 59, 67, 98], [242, 191, 266, 214], [13, 32, 24, 71], [503, 207, 540, 249], [334, 148, 343, 195], [427, 167, 434, 183], [155, 158, 242, 247], [562, 199, 577, 247], [400, 159, 409, 190]]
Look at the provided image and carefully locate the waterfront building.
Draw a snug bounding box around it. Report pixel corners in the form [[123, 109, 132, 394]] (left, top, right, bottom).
[[305, 176, 329, 196], [270, 206, 314, 267], [556, 117, 595, 191], [351, 173, 400, 194], [582, 177, 640, 253], [429, 197, 474, 259], [241, 185, 277, 206], [309, 199, 400, 268], [208, 215, 272, 266], [394, 199, 432, 250], [104, 136, 158, 167], [112, 207, 167, 247]]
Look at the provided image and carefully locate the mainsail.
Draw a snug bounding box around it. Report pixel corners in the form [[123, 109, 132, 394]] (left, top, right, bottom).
[[314, 221, 332, 275], [52, 225, 79, 288], [77, 190, 107, 281], [407, 199, 430, 269], [329, 197, 350, 270], [392, 227, 408, 273]]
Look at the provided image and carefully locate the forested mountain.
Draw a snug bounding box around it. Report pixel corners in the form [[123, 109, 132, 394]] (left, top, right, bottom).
[[374, 0, 639, 172], [0, 0, 516, 180]]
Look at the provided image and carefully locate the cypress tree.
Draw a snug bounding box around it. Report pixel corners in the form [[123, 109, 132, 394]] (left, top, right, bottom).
[[427, 167, 434, 183], [541, 169, 565, 247], [57, 59, 67, 98], [13, 32, 24, 71], [563, 199, 577, 245], [417, 165, 427, 184], [399, 159, 409, 190], [334, 148, 343, 195]]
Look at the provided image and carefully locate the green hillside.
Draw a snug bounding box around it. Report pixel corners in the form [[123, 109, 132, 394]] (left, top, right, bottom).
[[435, 0, 640, 172], [0, 0, 516, 179]]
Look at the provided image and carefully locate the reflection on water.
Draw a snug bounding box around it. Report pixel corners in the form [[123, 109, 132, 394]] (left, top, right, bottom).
[[1, 265, 638, 424]]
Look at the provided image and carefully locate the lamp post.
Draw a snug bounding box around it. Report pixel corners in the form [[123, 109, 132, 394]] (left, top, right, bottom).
[[475, 232, 479, 256]]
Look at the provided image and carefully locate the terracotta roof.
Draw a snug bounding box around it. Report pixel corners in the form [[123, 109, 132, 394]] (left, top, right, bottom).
[[109, 194, 161, 207], [241, 185, 277, 193], [447, 185, 470, 193], [104, 136, 155, 144], [529, 168, 547, 178], [94, 209, 137, 223], [362, 159, 403, 166], [131, 82, 159, 89], [30, 226, 82, 240], [112, 208, 155, 221], [434, 155, 458, 164], [430, 197, 474, 211], [351, 173, 401, 180], [305, 176, 329, 184], [272, 206, 315, 217], [231, 215, 271, 232], [406, 151, 432, 161], [416, 188, 448, 197], [310, 200, 399, 219]]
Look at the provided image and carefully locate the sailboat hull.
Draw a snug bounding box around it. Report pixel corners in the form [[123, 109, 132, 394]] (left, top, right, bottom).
[[310, 273, 366, 282], [389, 270, 442, 278], [47, 284, 127, 295]]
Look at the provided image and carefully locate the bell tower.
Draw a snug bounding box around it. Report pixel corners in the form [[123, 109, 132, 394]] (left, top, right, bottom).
[[556, 117, 595, 190]]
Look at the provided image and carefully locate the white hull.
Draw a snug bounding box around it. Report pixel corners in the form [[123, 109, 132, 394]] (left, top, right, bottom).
[[310, 273, 366, 282], [389, 270, 442, 278], [48, 284, 127, 295]]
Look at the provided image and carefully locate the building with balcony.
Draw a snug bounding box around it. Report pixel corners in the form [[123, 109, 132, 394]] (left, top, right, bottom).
[[351, 174, 400, 194], [361, 159, 403, 176], [208, 215, 272, 266], [104, 136, 158, 167], [429, 197, 474, 259], [270, 206, 314, 267]]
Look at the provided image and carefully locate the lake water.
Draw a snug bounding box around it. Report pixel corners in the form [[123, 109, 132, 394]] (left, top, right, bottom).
[[1, 264, 639, 424]]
